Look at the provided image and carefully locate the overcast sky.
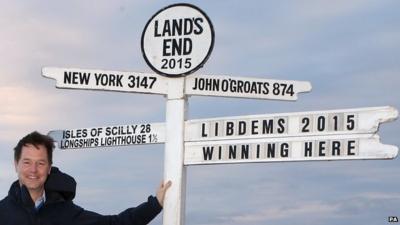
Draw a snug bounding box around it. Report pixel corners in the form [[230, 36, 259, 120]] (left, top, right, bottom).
[[1, 1, 399, 225]]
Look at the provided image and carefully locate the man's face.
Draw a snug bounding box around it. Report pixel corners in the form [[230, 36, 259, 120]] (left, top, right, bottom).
[[14, 144, 51, 194]]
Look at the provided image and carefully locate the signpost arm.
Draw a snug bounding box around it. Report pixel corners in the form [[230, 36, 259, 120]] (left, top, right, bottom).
[[163, 77, 187, 225]]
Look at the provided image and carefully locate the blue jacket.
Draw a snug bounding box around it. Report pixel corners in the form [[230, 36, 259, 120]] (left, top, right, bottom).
[[0, 167, 162, 225]]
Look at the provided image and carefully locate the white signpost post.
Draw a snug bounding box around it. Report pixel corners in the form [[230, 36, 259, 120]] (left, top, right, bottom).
[[43, 3, 399, 225]]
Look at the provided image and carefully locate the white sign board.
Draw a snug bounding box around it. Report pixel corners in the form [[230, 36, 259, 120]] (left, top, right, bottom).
[[185, 106, 398, 141], [49, 122, 165, 150], [184, 106, 398, 165], [185, 74, 312, 100], [42, 67, 168, 95], [141, 3, 214, 77], [184, 134, 398, 165]]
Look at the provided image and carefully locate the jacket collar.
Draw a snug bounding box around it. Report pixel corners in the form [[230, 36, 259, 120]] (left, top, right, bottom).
[[8, 181, 35, 208], [8, 167, 77, 205]]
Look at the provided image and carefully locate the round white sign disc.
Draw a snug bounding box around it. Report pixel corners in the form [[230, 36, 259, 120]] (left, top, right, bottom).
[[141, 3, 214, 77]]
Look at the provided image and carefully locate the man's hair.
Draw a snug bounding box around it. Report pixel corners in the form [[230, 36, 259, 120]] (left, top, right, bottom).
[[14, 131, 55, 164]]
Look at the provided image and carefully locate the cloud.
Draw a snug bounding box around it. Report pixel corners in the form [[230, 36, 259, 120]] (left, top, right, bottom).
[[213, 191, 400, 225], [283, 0, 382, 22], [0, 87, 44, 125], [228, 201, 338, 223], [0, 86, 45, 142]]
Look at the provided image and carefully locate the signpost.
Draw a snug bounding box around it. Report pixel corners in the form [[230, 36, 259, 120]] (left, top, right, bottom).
[[185, 106, 398, 141], [185, 74, 311, 100], [42, 67, 168, 95], [49, 122, 165, 149], [185, 134, 397, 165], [43, 3, 399, 225], [141, 3, 214, 77], [184, 106, 398, 165]]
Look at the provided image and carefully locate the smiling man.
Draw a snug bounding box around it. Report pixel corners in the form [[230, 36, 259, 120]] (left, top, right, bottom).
[[0, 131, 171, 225]]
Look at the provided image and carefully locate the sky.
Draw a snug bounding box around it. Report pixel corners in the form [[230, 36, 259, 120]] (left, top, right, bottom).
[[1, 0, 399, 225]]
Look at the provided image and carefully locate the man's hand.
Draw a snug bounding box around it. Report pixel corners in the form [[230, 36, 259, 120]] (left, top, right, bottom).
[[156, 180, 172, 207]]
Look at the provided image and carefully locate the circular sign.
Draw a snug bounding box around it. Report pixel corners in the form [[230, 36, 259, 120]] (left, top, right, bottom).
[[141, 3, 214, 77]]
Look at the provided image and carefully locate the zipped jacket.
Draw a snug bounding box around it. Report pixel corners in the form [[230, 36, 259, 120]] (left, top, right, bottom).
[[0, 167, 162, 225]]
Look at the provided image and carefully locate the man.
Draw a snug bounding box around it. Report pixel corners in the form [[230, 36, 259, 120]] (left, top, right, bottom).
[[0, 131, 171, 225]]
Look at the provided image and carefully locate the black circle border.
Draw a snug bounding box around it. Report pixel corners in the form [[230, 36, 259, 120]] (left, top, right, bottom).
[[141, 3, 215, 77]]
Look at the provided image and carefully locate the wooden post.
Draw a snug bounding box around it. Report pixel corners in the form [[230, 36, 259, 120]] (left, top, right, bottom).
[[163, 77, 187, 225]]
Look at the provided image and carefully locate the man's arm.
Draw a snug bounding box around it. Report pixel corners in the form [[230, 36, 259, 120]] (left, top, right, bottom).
[[156, 180, 172, 207], [73, 181, 172, 225]]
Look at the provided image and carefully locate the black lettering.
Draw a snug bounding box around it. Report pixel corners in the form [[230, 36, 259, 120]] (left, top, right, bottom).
[[171, 39, 182, 56], [230, 79, 237, 92], [64, 71, 90, 85], [94, 73, 102, 85], [203, 146, 214, 160], [262, 82, 269, 94], [243, 81, 251, 93], [281, 143, 289, 157], [183, 38, 192, 55], [80, 73, 90, 85], [238, 121, 246, 135], [229, 145, 237, 159], [108, 74, 116, 86], [237, 80, 244, 93], [64, 71, 72, 84], [105, 127, 111, 136], [192, 77, 199, 90], [205, 78, 212, 90], [162, 20, 171, 36], [63, 130, 69, 139], [318, 141, 326, 156], [184, 18, 193, 35], [250, 82, 259, 94], [347, 140, 356, 155], [163, 39, 172, 56], [221, 80, 229, 92], [214, 122, 219, 136], [162, 38, 192, 56], [154, 20, 161, 37], [262, 119, 274, 134], [226, 122, 234, 136], [201, 123, 208, 137], [193, 18, 203, 34], [116, 75, 123, 87], [332, 141, 341, 156], [267, 143, 275, 158], [198, 78, 204, 90], [251, 120, 259, 135], [304, 141, 313, 157], [277, 118, 286, 133], [256, 144, 261, 158], [172, 19, 182, 36], [241, 145, 249, 159], [212, 79, 219, 91], [72, 72, 79, 84], [317, 116, 326, 131], [346, 115, 356, 130], [301, 117, 311, 133]]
